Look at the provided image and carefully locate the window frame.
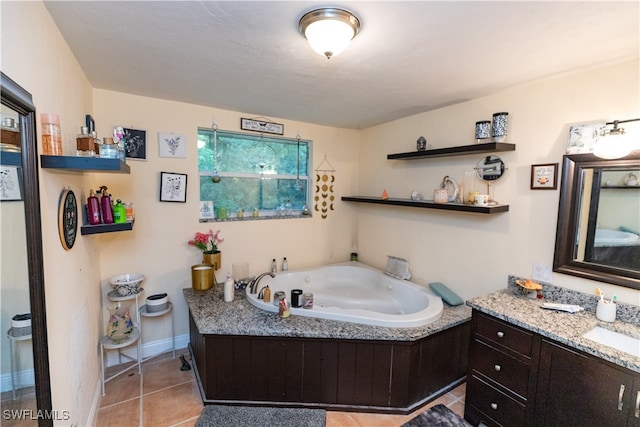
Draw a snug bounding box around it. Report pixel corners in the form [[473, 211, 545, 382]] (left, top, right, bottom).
[[197, 128, 313, 221]]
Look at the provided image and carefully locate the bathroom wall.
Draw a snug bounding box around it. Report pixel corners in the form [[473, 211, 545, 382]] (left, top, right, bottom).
[[1, 1, 99, 425], [92, 90, 361, 346], [357, 59, 640, 306]]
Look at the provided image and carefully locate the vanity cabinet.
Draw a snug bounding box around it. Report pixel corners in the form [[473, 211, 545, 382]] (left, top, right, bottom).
[[535, 339, 639, 427], [465, 311, 540, 427], [465, 310, 640, 427]]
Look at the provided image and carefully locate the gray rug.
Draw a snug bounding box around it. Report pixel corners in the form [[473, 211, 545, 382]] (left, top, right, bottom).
[[402, 404, 472, 427], [195, 405, 325, 427]]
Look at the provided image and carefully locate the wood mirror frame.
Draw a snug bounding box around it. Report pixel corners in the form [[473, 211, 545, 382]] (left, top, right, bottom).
[[553, 151, 640, 290], [1, 72, 52, 426]]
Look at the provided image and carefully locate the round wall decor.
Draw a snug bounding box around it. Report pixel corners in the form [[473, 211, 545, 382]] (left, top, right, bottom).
[[58, 187, 78, 250]]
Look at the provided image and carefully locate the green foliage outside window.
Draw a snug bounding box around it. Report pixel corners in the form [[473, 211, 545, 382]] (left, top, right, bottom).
[[197, 129, 310, 217]]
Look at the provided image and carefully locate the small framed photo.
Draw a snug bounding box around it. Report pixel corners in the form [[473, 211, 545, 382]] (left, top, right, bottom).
[[123, 127, 147, 160], [160, 172, 187, 202], [0, 165, 22, 201], [158, 132, 187, 158], [531, 163, 558, 190]]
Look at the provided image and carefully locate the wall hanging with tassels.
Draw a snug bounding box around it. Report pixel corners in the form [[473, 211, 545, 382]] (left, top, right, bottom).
[[314, 156, 336, 219]]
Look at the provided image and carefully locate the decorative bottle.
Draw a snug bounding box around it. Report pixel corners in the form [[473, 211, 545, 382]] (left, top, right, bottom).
[[100, 188, 114, 224], [113, 199, 127, 223], [271, 258, 277, 274], [282, 257, 288, 271], [87, 189, 101, 225], [223, 273, 234, 302]]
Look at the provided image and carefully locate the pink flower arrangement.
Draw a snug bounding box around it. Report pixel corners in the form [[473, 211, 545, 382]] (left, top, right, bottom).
[[188, 229, 224, 253]]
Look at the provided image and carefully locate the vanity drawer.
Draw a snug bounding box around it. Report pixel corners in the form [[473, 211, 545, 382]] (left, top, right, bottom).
[[475, 312, 533, 357], [471, 339, 530, 398], [466, 374, 526, 427]]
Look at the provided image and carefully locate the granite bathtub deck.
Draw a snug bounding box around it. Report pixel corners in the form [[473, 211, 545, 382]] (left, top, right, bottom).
[[183, 287, 471, 341], [467, 289, 640, 373]]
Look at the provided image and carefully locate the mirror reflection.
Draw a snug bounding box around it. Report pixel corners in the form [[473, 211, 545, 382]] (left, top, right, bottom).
[[575, 167, 640, 270], [1, 104, 36, 407], [476, 155, 506, 205], [554, 153, 640, 289]]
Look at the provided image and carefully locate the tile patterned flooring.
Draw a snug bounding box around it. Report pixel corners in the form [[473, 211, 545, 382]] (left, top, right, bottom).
[[96, 348, 467, 427]]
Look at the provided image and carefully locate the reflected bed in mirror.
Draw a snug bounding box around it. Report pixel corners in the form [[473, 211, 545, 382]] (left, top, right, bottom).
[[553, 152, 640, 289]]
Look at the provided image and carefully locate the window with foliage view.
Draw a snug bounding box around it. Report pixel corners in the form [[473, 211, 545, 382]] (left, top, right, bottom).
[[198, 129, 311, 220]]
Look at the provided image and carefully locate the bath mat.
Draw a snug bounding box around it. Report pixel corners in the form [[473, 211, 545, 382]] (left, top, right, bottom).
[[402, 404, 472, 427], [195, 405, 326, 427]]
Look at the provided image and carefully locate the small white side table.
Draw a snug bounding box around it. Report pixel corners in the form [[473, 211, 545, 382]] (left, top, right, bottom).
[[6, 328, 33, 400], [100, 288, 143, 396], [139, 301, 175, 360], [99, 330, 140, 396]]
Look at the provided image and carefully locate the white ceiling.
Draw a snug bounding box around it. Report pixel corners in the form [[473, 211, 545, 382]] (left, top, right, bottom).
[[44, 1, 639, 129]]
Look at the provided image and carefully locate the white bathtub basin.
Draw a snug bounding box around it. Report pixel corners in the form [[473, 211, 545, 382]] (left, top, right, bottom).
[[582, 326, 640, 357], [245, 262, 444, 328], [595, 229, 640, 247]]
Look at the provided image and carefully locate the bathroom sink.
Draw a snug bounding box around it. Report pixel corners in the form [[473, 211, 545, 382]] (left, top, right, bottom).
[[581, 326, 640, 358]]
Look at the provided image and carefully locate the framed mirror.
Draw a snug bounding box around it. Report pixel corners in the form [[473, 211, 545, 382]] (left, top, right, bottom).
[[476, 155, 506, 205], [553, 152, 640, 289], [1, 72, 52, 425]]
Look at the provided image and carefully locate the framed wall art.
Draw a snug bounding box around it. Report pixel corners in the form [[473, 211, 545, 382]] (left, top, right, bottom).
[[123, 127, 147, 160], [158, 132, 187, 158], [240, 118, 284, 135], [160, 172, 187, 202], [0, 165, 22, 201], [531, 163, 558, 190]]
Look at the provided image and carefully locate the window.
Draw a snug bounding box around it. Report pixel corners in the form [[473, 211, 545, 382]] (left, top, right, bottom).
[[197, 129, 311, 221]]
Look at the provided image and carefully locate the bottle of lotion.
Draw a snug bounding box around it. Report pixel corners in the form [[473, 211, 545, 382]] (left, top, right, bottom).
[[99, 186, 114, 224], [224, 273, 234, 302], [87, 189, 101, 225]]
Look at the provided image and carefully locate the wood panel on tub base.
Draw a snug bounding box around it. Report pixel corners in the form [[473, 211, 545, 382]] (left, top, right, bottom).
[[188, 314, 470, 414]]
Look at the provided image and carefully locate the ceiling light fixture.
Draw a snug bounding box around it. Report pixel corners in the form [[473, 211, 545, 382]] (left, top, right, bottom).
[[299, 8, 360, 59], [593, 118, 639, 160]]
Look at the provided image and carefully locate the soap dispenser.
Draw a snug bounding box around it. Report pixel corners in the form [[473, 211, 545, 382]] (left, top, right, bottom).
[[224, 273, 234, 302]]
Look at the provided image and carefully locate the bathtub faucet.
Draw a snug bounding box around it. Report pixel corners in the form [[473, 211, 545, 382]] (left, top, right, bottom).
[[249, 272, 275, 294]]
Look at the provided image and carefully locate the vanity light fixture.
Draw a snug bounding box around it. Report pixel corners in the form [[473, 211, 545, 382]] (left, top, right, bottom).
[[299, 8, 360, 59], [593, 118, 639, 160]]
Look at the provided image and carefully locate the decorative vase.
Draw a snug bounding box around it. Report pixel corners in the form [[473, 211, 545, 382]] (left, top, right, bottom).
[[191, 264, 214, 291], [202, 250, 221, 270], [106, 302, 134, 344]]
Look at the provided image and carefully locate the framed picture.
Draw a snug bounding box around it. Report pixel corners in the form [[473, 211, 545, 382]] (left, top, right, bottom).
[[0, 165, 22, 201], [240, 118, 284, 135], [158, 132, 187, 158], [123, 127, 147, 160], [531, 163, 558, 190], [160, 172, 187, 202]]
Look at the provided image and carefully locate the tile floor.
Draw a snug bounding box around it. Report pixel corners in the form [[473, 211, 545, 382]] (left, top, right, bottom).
[[96, 347, 467, 427]]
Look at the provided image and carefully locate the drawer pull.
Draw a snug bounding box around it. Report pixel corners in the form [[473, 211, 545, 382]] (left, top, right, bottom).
[[490, 403, 498, 410], [635, 390, 639, 418], [618, 384, 625, 411], [494, 364, 501, 372], [496, 331, 504, 338]]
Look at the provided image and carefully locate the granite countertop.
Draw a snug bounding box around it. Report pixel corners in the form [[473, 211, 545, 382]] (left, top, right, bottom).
[[467, 288, 640, 373], [183, 287, 471, 342]]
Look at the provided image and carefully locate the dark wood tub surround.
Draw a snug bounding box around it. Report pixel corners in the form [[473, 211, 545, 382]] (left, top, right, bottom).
[[189, 316, 470, 413]]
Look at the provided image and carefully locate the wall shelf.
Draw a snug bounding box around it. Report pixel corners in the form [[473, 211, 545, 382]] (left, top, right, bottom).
[[40, 155, 130, 173], [342, 196, 508, 214], [0, 151, 21, 166], [81, 220, 134, 235], [387, 142, 515, 160]]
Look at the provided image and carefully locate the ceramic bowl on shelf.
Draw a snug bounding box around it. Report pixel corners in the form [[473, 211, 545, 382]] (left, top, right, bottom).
[[110, 273, 145, 296], [146, 293, 169, 313]]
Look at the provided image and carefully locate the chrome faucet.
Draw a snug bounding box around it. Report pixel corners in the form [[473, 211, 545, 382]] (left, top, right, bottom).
[[249, 272, 275, 294]]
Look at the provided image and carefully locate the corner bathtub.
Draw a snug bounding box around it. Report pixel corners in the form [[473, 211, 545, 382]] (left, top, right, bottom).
[[245, 262, 443, 328]]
